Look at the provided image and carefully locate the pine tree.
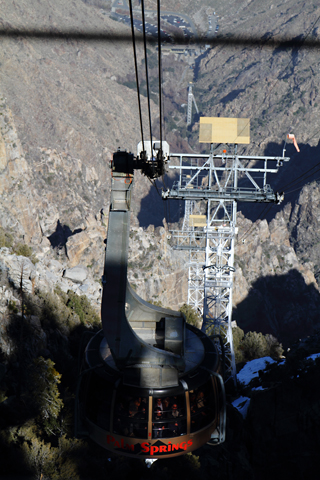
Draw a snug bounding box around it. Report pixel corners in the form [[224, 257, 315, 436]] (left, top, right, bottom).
[[30, 357, 64, 434], [22, 435, 82, 480], [22, 436, 55, 480]]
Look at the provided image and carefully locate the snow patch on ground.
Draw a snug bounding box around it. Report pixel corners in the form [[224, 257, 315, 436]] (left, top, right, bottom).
[[237, 356, 276, 386], [233, 353, 320, 419], [306, 353, 320, 361], [232, 396, 250, 418]]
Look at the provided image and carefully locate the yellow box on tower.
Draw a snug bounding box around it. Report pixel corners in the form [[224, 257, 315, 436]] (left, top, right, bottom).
[[199, 117, 250, 144]]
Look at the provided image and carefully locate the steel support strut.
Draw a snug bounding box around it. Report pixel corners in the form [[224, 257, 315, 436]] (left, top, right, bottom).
[[163, 147, 289, 384]]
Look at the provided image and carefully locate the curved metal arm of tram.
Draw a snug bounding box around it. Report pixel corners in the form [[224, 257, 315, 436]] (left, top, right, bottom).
[[101, 157, 185, 386]]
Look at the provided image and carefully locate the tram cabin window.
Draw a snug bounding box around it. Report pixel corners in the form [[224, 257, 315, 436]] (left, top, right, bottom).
[[190, 379, 215, 433], [113, 389, 148, 438], [152, 394, 187, 438]]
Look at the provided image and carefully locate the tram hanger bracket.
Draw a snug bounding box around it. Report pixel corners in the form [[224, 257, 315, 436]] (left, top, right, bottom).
[[112, 148, 167, 180]]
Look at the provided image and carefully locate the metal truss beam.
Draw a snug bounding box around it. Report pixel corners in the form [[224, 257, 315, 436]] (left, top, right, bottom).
[[163, 147, 289, 384]]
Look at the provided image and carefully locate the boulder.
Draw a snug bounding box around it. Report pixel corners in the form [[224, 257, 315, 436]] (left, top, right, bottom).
[[63, 265, 88, 283]]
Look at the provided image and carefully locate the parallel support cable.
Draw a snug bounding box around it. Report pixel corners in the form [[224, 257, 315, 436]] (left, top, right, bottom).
[[141, 0, 153, 146], [128, 0, 145, 152], [157, 0, 163, 150], [156, 1, 169, 194]]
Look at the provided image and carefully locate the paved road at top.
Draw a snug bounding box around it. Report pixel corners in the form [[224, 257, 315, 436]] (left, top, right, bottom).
[[135, 8, 199, 38], [111, 1, 218, 43]]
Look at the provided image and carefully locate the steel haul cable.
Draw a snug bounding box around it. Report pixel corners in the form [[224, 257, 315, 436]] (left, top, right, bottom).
[[157, 0, 163, 152], [140, 0, 153, 147], [128, 0, 145, 152]]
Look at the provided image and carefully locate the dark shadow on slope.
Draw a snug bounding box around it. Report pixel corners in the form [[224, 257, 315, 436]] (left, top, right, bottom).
[[233, 268, 320, 349], [220, 89, 245, 105], [193, 47, 212, 82], [48, 219, 83, 253], [244, 352, 320, 480], [238, 139, 320, 223], [137, 173, 183, 228]]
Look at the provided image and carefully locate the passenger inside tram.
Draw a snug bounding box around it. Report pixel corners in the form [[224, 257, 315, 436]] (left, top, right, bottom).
[[93, 380, 216, 439]]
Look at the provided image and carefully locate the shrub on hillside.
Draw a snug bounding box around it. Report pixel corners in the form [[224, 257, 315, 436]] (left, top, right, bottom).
[[0, 227, 13, 249], [180, 303, 202, 328], [24, 287, 100, 333], [241, 331, 268, 361], [265, 334, 284, 360], [13, 243, 39, 264], [36, 290, 77, 332], [0, 229, 38, 264], [13, 243, 33, 257], [239, 331, 284, 362], [65, 291, 100, 327], [232, 326, 245, 363]]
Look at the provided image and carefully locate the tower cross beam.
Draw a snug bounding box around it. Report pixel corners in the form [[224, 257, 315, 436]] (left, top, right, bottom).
[[163, 146, 289, 384]]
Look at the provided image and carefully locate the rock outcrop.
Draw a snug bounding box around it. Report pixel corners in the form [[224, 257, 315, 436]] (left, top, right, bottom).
[[127, 223, 188, 309], [0, 248, 102, 307]]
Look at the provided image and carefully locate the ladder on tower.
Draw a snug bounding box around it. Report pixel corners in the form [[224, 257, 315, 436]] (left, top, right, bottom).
[[181, 200, 205, 313]]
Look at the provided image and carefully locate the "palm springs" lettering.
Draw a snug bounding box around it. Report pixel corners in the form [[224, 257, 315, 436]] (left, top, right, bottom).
[[106, 435, 193, 456]]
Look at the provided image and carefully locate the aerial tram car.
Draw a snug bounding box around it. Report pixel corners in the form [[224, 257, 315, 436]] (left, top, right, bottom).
[[75, 147, 226, 459]]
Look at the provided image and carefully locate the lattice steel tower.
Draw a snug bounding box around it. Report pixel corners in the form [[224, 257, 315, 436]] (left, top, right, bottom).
[[162, 117, 289, 383], [187, 83, 199, 126]]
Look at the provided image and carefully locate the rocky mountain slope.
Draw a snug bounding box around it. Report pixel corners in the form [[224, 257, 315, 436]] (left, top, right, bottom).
[[1, 3, 320, 477], [234, 190, 320, 348], [1, 0, 320, 347]]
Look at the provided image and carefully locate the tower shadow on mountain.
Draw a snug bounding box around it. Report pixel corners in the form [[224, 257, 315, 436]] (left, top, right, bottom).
[[233, 268, 320, 349], [238, 139, 320, 223], [137, 173, 183, 228], [48, 220, 83, 252], [220, 89, 245, 105]]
